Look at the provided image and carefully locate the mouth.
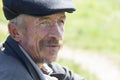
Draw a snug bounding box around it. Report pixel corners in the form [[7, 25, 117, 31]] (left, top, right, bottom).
[[45, 44, 60, 60], [46, 44, 60, 48]]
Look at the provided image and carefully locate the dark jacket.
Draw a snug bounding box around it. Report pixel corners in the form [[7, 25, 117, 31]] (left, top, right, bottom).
[[0, 36, 84, 80]]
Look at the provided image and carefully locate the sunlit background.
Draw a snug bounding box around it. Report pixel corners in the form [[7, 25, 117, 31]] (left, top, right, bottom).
[[0, 0, 120, 80]]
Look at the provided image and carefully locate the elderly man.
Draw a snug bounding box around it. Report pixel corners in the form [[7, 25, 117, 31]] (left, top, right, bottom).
[[0, 0, 84, 80]]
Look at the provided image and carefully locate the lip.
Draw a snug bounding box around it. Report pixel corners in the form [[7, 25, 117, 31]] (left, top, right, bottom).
[[46, 45, 61, 51], [46, 44, 60, 47], [46, 45, 60, 56]]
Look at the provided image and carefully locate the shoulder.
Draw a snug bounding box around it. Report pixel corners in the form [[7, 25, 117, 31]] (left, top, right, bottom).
[[49, 62, 85, 80], [0, 52, 33, 80], [0, 52, 24, 70]]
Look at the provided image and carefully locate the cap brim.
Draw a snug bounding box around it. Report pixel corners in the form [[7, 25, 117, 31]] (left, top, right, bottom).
[[3, 0, 76, 20]]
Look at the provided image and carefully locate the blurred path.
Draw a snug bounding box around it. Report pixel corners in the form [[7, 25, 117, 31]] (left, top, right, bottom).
[[0, 22, 8, 32], [58, 46, 120, 80]]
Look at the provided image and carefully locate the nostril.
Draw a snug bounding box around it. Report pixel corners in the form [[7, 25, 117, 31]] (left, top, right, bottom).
[[49, 31, 62, 39]]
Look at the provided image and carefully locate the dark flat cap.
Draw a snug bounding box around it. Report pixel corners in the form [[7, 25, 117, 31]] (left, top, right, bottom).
[[2, 0, 76, 20]]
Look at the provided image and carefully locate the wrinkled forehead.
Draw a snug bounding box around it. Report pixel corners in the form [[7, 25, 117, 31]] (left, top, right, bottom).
[[24, 12, 66, 22]]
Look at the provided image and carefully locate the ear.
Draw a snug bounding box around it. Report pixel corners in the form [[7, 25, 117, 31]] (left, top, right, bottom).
[[8, 22, 22, 42]]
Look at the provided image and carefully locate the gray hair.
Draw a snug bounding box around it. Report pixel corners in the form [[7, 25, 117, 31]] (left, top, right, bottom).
[[10, 14, 26, 29]]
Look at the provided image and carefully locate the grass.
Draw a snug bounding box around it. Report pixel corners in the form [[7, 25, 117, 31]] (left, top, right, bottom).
[[0, 30, 7, 42], [58, 58, 99, 80], [0, 1, 8, 42], [63, 0, 120, 53], [0, 1, 7, 23]]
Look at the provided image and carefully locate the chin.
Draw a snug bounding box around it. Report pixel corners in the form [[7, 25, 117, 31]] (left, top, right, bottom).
[[46, 57, 57, 63]]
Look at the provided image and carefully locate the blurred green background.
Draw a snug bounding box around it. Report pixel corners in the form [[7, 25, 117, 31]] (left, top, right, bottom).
[[0, 0, 120, 80], [64, 0, 120, 53]]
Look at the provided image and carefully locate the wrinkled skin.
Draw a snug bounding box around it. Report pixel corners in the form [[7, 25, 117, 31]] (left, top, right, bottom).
[[17, 12, 66, 64]]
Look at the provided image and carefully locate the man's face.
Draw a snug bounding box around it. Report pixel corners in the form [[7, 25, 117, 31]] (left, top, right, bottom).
[[20, 12, 65, 63]]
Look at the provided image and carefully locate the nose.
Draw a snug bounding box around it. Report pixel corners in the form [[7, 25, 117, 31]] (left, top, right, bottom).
[[49, 22, 63, 40]]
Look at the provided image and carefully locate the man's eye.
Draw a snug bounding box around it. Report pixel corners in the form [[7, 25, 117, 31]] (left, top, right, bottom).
[[39, 20, 50, 27], [60, 20, 64, 23], [58, 19, 65, 26]]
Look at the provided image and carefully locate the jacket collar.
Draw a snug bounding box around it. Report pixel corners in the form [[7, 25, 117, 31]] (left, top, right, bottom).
[[3, 36, 45, 80]]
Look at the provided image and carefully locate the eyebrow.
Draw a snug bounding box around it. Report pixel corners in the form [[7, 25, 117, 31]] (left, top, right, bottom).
[[38, 14, 66, 20], [60, 15, 66, 19]]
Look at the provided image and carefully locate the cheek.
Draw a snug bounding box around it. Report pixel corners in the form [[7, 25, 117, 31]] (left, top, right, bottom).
[[35, 27, 51, 40], [26, 27, 49, 44]]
